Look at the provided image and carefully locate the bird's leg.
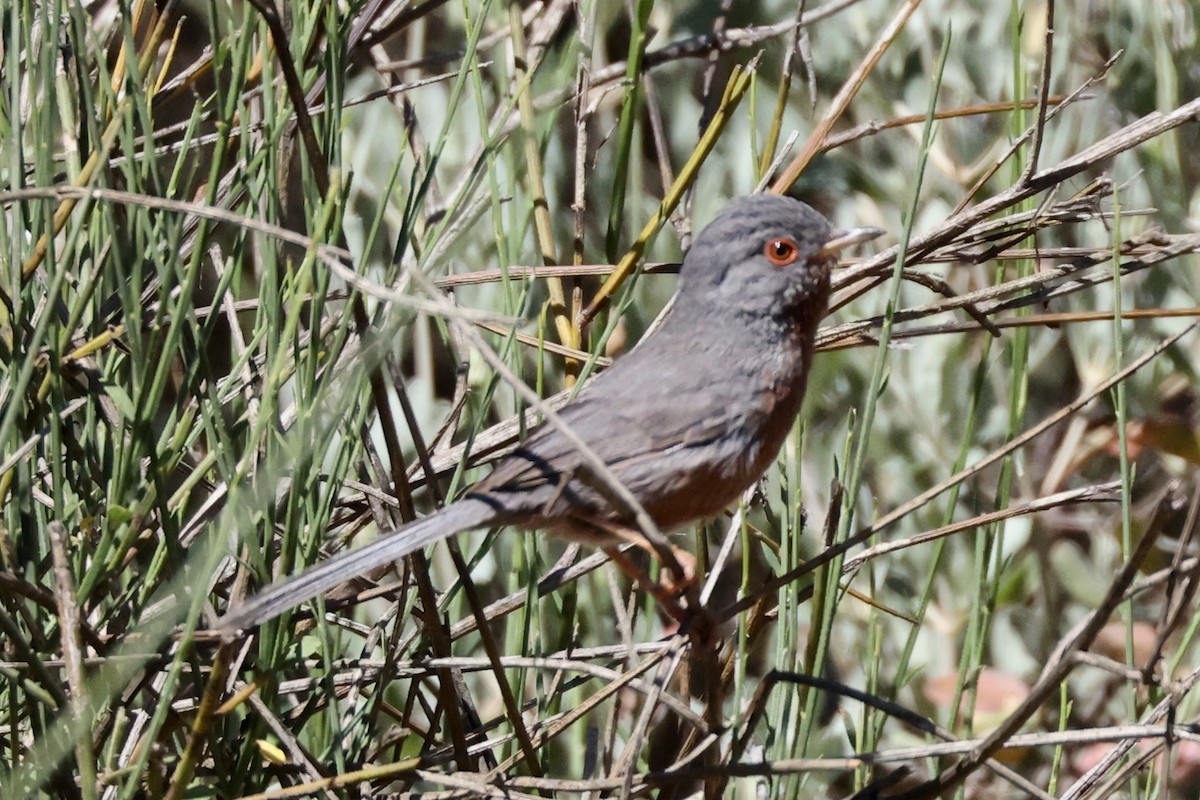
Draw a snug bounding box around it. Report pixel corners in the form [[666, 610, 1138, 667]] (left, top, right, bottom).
[[601, 545, 690, 623], [600, 541, 721, 649], [586, 518, 695, 592]]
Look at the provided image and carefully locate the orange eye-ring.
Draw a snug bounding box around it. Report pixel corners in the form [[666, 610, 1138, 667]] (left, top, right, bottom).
[[764, 237, 800, 266]]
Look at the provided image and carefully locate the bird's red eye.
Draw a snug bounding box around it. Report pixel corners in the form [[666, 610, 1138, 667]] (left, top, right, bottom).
[[764, 237, 800, 266]]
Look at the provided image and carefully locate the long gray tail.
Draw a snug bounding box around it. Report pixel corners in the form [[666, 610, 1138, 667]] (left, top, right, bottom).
[[218, 498, 498, 633]]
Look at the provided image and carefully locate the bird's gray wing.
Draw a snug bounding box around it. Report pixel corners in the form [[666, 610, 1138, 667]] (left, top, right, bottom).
[[469, 355, 739, 521]]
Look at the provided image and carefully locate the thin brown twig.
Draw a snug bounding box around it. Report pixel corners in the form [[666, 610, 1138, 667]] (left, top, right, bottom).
[[847, 95, 1200, 277], [770, 0, 922, 193], [1022, 0, 1056, 180], [843, 481, 1121, 571]]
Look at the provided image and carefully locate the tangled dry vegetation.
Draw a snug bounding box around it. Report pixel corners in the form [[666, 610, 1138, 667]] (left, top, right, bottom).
[[2, 0, 1200, 797]]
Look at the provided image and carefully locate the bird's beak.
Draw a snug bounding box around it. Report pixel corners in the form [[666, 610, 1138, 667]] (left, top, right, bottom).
[[815, 226, 885, 259]]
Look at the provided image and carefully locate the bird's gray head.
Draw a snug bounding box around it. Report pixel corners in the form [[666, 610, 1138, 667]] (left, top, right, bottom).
[[677, 194, 859, 325]]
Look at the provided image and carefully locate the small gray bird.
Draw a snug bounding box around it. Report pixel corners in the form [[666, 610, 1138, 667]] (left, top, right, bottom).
[[220, 194, 880, 632]]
